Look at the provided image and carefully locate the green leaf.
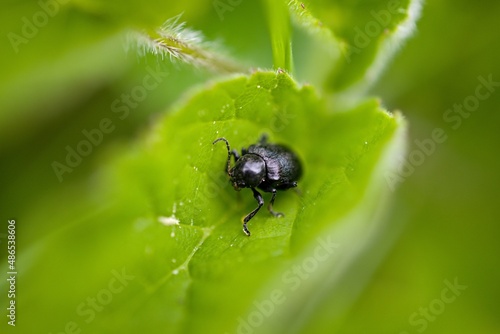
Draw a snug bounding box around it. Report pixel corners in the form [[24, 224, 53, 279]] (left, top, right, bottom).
[[290, 0, 422, 98], [7, 70, 406, 333]]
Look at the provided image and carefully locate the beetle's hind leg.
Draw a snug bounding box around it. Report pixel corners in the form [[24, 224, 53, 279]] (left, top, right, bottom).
[[268, 189, 284, 218]]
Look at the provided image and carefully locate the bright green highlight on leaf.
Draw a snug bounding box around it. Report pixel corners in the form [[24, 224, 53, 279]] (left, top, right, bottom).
[[10, 70, 405, 333]]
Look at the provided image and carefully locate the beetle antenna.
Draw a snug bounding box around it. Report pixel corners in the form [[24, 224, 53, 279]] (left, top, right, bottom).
[[213, 137, 232, 175]]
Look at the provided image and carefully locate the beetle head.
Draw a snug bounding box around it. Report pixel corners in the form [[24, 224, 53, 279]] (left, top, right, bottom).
[[229, 154, 266, 190]]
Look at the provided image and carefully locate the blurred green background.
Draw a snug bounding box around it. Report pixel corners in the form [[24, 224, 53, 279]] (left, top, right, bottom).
[[343, 1, 500, 333], [1, 0, 499, 333]]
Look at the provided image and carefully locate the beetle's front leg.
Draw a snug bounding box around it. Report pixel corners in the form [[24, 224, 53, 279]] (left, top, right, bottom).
[[242, 188, 264, 236], [231, 149, 240, 161]]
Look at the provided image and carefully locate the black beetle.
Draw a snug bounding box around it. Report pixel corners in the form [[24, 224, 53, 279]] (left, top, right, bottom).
[[213, 135, 302, 236]]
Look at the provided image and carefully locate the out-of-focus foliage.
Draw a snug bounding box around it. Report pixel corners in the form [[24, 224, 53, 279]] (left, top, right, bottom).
[[0, 0, 498, 333]]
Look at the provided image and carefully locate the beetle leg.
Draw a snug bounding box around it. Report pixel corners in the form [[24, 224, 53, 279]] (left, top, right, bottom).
[[259, 134, 269, 144], [231, 149, 240, 161], [242, 188, 264, 236], [268, 189, 284, 218]]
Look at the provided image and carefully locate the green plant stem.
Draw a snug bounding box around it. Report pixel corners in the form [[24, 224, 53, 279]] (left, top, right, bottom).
[[137, 26, 244, 74], [262, 0, 293, 72]]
